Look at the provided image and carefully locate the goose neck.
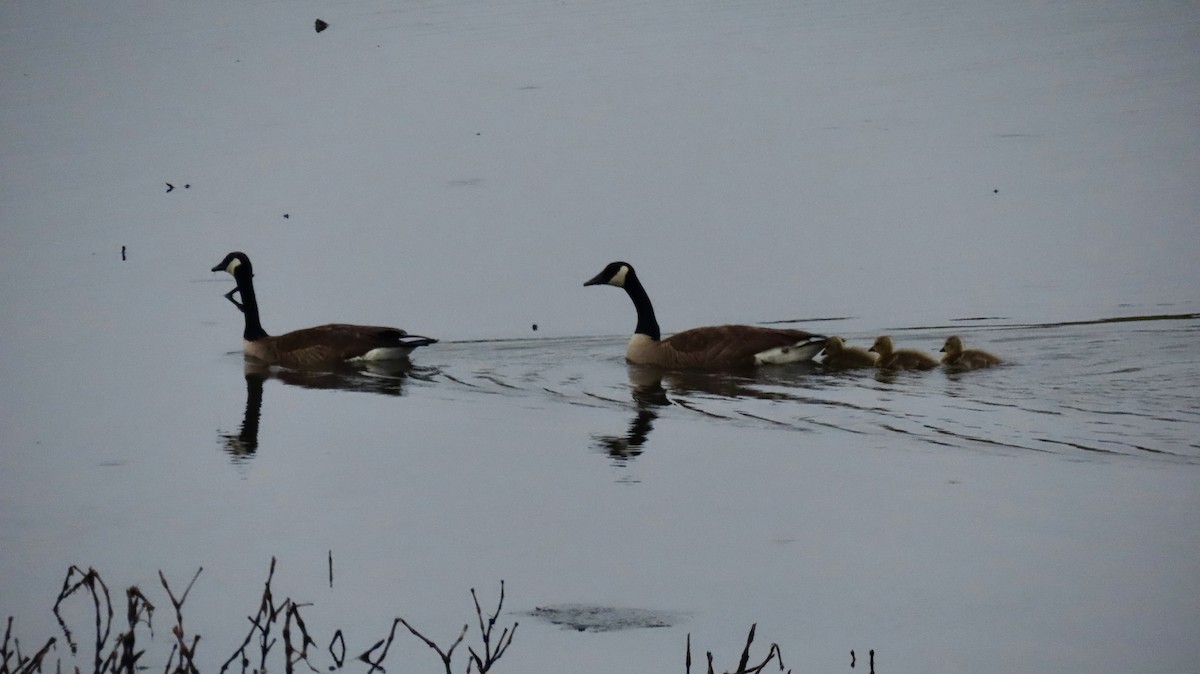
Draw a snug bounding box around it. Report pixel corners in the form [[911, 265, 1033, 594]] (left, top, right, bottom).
[[624, 274, 661, 341], [235, 272, 269, 341]]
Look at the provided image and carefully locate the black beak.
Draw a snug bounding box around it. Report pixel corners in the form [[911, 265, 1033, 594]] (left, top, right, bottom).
[[583, 272, 607, 287], [211, 263, 224, 272]]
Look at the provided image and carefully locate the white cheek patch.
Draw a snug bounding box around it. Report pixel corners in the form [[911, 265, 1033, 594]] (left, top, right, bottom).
[[226, 258, 242, 274], [610, 265, 629, 287]]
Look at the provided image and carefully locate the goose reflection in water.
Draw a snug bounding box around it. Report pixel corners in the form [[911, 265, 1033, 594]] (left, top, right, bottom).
[[593, 362, 822, 461], [217, 360, 435, 462], [593, 365, 670, 461]]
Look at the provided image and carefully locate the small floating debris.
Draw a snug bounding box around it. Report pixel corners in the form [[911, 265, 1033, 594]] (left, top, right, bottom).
[[165, 182, 174, 193], [315, 19, 329, 33], [121, 245, 126, 261], [524, 604, 681, 632]]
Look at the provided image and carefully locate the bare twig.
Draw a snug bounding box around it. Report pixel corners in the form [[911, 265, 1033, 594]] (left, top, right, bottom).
[[356, 617, 412, 673], [102, 586, 154, 674], [160, 569, 203, 674], [52, 566, 113, 672], [328, 630, 345, 668], [281, 603, 319, 674], [395, 618, 467, 674], [1, 617, 56, 674], [220, 557, 281, 674], [466, 581, 517, 673], [688, 624, 788, 674]]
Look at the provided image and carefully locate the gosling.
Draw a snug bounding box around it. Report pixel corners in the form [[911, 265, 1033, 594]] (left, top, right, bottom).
[[820, 336, 878, 369], [869, 335, 939, 371], [940, 335, 1002, 370]]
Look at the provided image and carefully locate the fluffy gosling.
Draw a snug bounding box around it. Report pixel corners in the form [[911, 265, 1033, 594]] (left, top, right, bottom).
[[869, 335, 939, 371], [820, 336, 879, 369], [940, 335, 1002, 370]]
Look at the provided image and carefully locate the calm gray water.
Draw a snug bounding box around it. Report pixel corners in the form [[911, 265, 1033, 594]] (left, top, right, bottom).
[[3, 311, 1197, 673], [2, 0, 1198, 671]]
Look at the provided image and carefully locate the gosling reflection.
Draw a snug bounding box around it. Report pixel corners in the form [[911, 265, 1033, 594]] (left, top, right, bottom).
[[217, 361, 433, 463]]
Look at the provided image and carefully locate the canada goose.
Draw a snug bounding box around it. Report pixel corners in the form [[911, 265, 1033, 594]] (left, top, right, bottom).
[[211, 251, 436, 368], [820, 336, 878, 369], [868, 335, 939, 371], [583, 261, 826, 368], [940, 335, 1002, 370]]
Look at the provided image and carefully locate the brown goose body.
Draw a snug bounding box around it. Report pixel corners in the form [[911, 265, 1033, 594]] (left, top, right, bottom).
[[940, 335, 1002, 370], [585, 261, 826, 369], [869, 335, 939, 371], [820, 336, 879, 369], [212, 252, 435, 368]]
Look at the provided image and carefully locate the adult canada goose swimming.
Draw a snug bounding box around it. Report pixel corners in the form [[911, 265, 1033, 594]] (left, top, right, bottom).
[[940, 335, 1002, 370], [583, 261, 826, 368], [868, 335, 939, 371], [820, 336, 878, 369], [211, 251, 436, 368]]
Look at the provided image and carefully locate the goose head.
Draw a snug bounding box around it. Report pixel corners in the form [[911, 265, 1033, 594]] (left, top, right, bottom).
[[584, 261, 633, 288], [868, 335, 894, 356], [212, 251, 253, 278], [821, 336, 846, 356], [940, 335, 964, 356]]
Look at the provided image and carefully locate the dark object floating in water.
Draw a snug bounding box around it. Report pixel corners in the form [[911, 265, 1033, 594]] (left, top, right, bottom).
[[532, 324, 538, 331], [315, 19, 329, 33], [994, 188, 999, 193], [121, 245, 126, 261], [524, 604, 681, 632], [165, 182, 174, 193], [283, 213, 289, 219]]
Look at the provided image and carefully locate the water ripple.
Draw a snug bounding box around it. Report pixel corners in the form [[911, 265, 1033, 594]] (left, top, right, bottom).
[[422, 314, 1200, 465]]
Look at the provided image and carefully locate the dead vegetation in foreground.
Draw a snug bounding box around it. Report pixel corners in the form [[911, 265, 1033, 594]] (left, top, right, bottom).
[[1, 558, 832, 674]]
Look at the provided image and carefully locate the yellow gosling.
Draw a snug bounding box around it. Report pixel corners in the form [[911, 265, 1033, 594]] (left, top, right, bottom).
[[940, 335, 1002, 370], [869, 335, 939, 371]]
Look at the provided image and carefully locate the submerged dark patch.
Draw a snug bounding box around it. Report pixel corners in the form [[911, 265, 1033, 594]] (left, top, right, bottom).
[[525, 604, 682, 632]]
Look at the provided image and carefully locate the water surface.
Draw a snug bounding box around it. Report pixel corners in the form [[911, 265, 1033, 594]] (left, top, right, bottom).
[[1, 0, 1198, 671]]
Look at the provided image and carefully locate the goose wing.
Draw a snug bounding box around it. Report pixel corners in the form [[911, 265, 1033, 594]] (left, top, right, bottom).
[[271, 324, 435, 366], [665, 325, 822, 367]]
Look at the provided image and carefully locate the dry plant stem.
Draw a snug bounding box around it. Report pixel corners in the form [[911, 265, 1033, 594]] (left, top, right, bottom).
[[395, 618, 467, 674], [104, 586, 154, 674], [357, 617, 413, 672], [1, 617, 56, 674], [328, 630, 346, 667], [160, 568, 203, 674], [687, 624, 788, 674], [220, 557, 281, 674], [731, 622, 786, 674], [281, 603, 319, 674], [467, 582, 518, 673], [53, 565, 114, 669]]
